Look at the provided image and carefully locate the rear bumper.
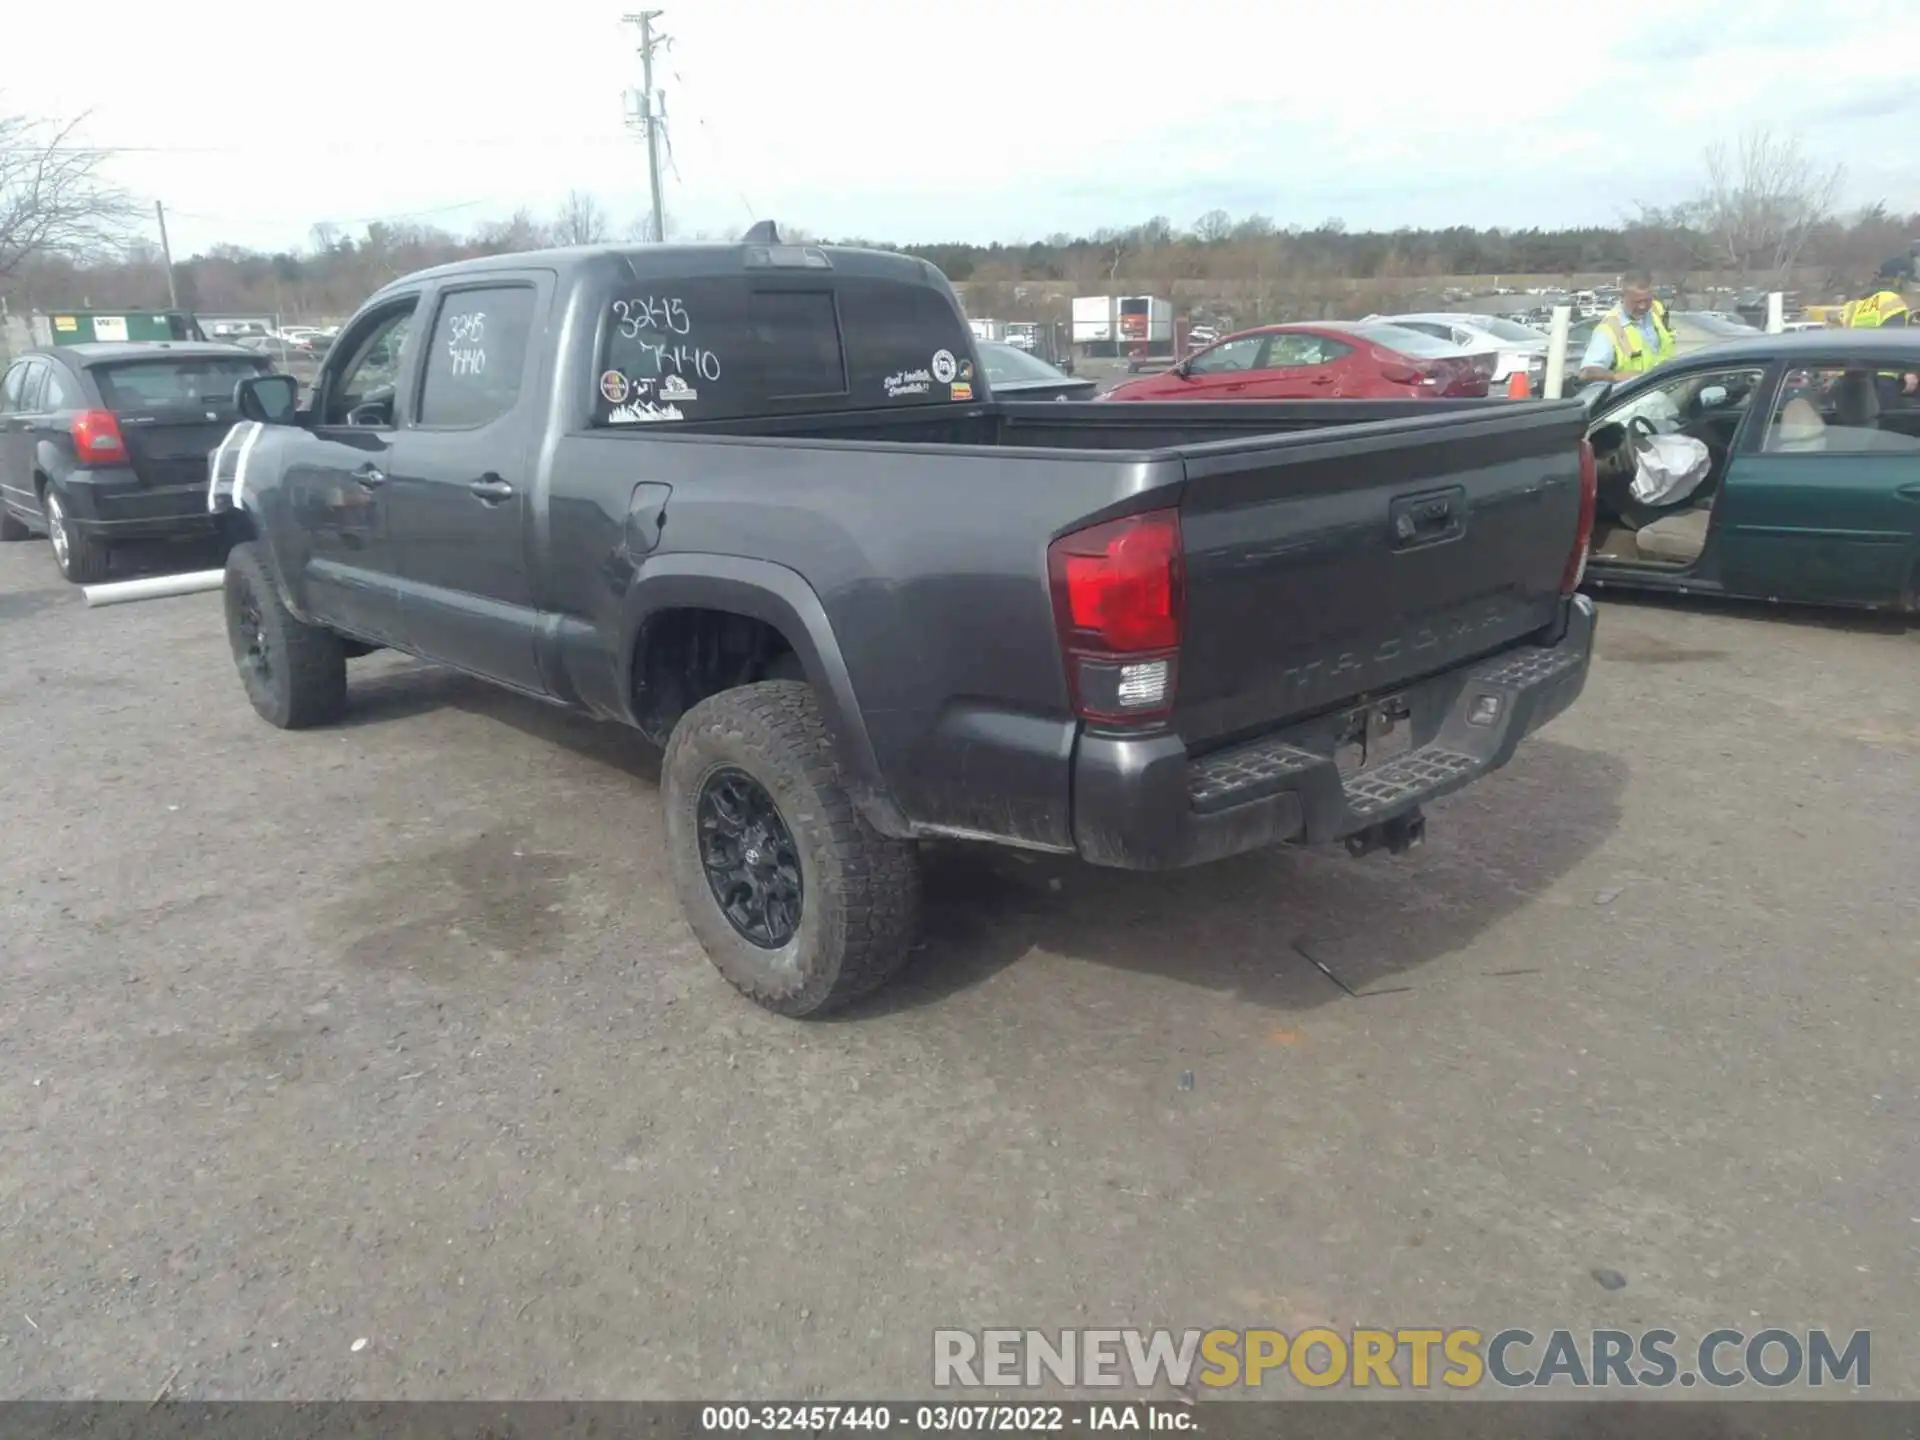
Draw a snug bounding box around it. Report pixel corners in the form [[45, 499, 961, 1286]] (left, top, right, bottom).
[[1071, 594, 1597, 869], [57, 468, 218, 539]]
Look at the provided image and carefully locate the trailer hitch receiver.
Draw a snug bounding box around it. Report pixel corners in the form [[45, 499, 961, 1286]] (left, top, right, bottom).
[[1344, 808, 1427, 859]]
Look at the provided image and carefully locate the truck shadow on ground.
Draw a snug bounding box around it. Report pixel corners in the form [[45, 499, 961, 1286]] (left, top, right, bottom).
[[338, 659, 1626, 1015], [335, 659, 663, 784], [867, 737, 1628, 1014]]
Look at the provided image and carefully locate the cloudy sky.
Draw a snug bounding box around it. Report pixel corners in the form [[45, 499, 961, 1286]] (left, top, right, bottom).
[[8, 0, 1919, 258]]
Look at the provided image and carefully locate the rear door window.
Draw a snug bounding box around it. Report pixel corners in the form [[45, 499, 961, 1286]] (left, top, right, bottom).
[[93, 356, 265, 414], [40, 365, 81, 410], [1, 362, 30, 412], [416, 284, 538, 428], [594, 272, 977, 424], [1357, 325, 1465, 357], [12, 361, 47, 412]]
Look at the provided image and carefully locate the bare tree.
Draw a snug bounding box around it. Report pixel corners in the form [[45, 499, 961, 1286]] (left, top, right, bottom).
[[471, 207, 550, 256], [1695, 128, 1842, 282], [553, 189, 609, 246], [1089, 227, 1131, 284], [1193, 209, 1233, 244], [309, 221, 341, 254], [0, 107, 138, 279]]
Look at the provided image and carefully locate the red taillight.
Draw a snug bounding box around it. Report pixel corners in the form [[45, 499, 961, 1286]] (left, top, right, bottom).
[[71, 409, 128, 466], [1561, 438, 1598, 596], [1048, 508, 1184, 723]]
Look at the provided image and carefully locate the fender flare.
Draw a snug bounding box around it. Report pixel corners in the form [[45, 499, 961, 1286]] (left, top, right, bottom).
[[619, 553, 911, 837]]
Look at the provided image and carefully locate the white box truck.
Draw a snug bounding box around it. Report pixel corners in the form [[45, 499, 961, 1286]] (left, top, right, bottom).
[[1071, 296, 1114, 345]]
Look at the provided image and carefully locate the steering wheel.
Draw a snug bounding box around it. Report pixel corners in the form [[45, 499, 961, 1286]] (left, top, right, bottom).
[[345, 401, 389, 428]]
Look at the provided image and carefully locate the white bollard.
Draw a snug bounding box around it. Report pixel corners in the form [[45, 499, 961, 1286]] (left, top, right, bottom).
[[83, 569, 226, 608], [1544, 306, 1573, 399], [1767, 291, 1785, 334]]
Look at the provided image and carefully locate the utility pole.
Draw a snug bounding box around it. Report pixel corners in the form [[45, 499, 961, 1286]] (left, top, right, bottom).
[[154, 200, 180, 309], [622, 11, 670, 242]]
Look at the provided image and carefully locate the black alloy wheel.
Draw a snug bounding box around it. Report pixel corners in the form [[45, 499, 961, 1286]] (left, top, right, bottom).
[[696, 765, 804, 949], [232, 576, 272, 687]]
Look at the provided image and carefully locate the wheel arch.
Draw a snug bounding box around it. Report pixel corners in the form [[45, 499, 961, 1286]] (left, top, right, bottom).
[[620, 555, 909, 837]]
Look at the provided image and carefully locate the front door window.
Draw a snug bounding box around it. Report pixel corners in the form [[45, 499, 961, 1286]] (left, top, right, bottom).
[[1185, 336, 1265, 375], [322, 306, 418, 428]]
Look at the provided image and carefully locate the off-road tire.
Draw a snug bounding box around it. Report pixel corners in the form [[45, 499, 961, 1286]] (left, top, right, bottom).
[[664, 680, 921, 1017], [223, 541, 348, 729], [43, 486, 111, 583], [0, 509, 29, 542]]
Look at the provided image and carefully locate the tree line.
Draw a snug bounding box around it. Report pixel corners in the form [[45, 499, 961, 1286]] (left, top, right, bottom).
[[3, 104, 1913, 323]]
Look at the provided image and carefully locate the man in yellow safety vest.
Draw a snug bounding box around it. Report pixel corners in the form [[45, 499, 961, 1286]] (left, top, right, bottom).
[[1838, 286, 1917, 403], [1578, 271, 1677, 384], [1843, 289, 1910, 328]]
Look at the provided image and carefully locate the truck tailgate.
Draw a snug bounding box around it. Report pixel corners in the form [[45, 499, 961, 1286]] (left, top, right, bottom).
[[1172, 402, 1588, 749]]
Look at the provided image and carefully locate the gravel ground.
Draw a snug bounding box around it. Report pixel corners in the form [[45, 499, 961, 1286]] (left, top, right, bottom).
[[0, 536, 1914, 1401]]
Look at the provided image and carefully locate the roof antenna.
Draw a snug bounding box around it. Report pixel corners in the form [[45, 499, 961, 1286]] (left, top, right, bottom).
[[741, 220, 781, 244]]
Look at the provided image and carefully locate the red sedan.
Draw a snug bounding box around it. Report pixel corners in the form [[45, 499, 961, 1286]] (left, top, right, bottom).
[[1098, 321, 1496, 402]]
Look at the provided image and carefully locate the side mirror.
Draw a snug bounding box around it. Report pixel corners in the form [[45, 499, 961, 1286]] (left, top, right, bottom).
[[1172, 360, 1194, 379], [237, 373, 300, 424]]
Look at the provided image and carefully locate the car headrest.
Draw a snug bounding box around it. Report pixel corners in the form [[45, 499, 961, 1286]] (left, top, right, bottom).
[[1773, 396, 1827, 451], [1835, 370, 1880, 426]]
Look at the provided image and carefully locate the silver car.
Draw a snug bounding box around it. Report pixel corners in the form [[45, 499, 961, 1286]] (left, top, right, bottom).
[[1363, 311, 1551, 393]]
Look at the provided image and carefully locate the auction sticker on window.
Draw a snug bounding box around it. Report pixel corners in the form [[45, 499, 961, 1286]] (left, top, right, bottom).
[[599, 370, 630, 404], [950, 381, 973, 401]]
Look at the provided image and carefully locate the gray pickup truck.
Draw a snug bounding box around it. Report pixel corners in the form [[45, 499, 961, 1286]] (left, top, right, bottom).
[[209, 227, 1598, 1016]]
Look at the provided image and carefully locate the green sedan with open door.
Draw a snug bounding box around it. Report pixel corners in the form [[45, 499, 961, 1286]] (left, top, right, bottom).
[[1577, 329, 1920, 614]]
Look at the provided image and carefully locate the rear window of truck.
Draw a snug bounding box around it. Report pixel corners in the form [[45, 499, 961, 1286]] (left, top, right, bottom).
[[93, 356, 265, 413], [593, 274, 978, 425]]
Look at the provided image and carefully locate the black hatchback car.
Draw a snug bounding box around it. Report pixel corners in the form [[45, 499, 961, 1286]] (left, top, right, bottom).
[[0, 342, 272, 582]]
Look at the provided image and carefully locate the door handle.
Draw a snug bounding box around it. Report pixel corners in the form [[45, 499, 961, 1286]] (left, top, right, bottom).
[[354, 464, 386, 489], [468, 477, 515, 503]]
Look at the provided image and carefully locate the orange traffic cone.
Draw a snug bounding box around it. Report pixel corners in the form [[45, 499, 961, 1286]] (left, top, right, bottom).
[[1506, 370, 1531, 399]]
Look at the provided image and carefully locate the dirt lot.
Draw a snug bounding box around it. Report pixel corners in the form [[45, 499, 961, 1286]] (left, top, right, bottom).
[[1, 537, 1915, 1401]]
